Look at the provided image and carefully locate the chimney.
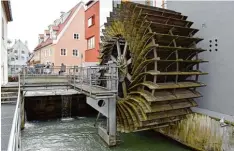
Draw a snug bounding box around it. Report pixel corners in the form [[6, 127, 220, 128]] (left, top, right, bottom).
[[38, 34, 44, 44], [44, 30, 50, 41]]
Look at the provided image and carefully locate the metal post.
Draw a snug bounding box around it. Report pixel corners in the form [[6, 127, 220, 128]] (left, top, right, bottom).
[[73, 67, 75, 89], [89, 67, 92, 96], [23, 67, 25, 85]]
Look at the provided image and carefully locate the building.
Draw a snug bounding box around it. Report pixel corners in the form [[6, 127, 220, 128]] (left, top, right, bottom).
[[166, 1, 234, 121], [8, 39, 30, 74], [31, 2, 86, 67], [1, 1, 13, 85], [84, 0, 164, 64]]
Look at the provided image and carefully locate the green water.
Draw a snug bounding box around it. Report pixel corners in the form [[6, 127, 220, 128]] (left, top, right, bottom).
[[22, 117, 191, 151]]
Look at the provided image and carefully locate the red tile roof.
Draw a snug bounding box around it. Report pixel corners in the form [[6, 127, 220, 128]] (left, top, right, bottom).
[[52, 26, 59, 31], [56, 2, 81, 36], [33, 2, 82, 51], [34, 38, 53, 51]]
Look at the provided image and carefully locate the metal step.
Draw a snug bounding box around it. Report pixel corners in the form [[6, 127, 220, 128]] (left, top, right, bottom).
[[1, 96, 18, 99], [1, 101, 17, 104], [1, 92, 18, 97]]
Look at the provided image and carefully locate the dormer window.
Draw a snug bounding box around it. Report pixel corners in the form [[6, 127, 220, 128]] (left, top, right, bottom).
[[74, 33, 79, 40]]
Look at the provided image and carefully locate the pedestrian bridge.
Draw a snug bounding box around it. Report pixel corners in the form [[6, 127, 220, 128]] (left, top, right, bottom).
[[1, 63, 119, 151]]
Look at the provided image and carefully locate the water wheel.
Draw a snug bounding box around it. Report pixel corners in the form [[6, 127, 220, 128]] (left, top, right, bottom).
[[99, 2, 208, 132]]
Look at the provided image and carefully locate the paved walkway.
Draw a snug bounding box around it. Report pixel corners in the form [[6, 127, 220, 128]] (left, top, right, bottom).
[[1, 102, 17, 151]]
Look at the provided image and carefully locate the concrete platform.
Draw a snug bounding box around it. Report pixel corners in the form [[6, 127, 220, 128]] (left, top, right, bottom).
[[24, 89, 80, 97], [1, 103, 17, 151]]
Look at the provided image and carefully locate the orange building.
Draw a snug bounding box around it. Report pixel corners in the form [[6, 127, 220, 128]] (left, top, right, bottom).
[[85, 0, 100, 63], [84, 0, 160, 64]]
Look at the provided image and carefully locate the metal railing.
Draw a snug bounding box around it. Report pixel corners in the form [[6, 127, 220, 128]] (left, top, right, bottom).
[[8, 65, 26, 76], [20, 66, 72, 86], [18, 64, 118, 95], [68, 63, 118, 96], [7, 74, 21, 151]]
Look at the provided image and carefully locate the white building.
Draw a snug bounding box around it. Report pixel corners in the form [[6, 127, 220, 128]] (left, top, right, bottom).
[[8, 39, 30, 74], [1, 1, 13, 85]]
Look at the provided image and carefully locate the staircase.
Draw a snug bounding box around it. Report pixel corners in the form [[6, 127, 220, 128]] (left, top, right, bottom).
[[1, 91, 18, 104]]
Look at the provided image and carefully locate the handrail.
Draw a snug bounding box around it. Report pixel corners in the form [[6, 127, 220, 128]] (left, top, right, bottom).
[[7, 74, 21, 151]]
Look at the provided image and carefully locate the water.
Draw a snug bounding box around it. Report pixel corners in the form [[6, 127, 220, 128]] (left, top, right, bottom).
[[22, 117, 191, 151], [61, 95, 72, 119]]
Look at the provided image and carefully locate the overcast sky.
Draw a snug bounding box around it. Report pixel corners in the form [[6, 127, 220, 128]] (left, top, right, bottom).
[[8, 0, 90, 52], [8, 0, 164, 52]]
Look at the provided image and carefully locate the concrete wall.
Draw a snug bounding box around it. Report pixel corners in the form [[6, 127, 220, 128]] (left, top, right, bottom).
[[167, 1, 234, 116], [1, 4, 9, 85]]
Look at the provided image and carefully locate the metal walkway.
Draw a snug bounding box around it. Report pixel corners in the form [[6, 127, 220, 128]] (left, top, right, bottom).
[[1, 79, 21, 151], [1, 103, 17, 151], [2, 63, 118, 149]]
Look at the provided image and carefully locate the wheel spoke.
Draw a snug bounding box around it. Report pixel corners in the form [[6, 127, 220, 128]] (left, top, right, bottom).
[[127, 73, 132, 82], [116, 40, 121, 57], [127, 58, 132, 65], [122, 81, 127, 97], [123, 42, 128, 57]]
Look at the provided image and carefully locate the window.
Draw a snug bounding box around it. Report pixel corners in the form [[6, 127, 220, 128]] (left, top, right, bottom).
[[22, 51, 25, 54], [73, 49, 79, 57], [11, 58, 15, 61], [61, 49, 66, 56], [14, 50, 18, 53], [87, 37, 95, 49], [2, 18, 4, 39], [49, 49, 52, 56], [88, 16, 94, 27], [21, 56, 25, 60], [15, 56, 18, 60], [73, 33, 79, 40]]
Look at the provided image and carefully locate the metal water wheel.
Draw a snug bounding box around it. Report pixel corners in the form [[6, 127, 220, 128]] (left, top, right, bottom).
[[99, 2, 208, 132]]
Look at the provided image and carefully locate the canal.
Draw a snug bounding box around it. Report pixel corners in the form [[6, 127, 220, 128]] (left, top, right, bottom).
[[22, 117, 191, 151]]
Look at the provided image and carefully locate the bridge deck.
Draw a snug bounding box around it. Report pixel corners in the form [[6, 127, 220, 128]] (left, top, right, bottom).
[[71, 83, 116, 98], [24, 89, 80, 97], [1, 102, 16, 151]]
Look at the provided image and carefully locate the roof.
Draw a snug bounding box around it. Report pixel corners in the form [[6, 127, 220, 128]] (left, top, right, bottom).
[[34, 38, 53, 51], [39, 34, 44, 38], [2, 1, 13, 21], [52, 26, 59, 31], [27, 54, 34, 63], [45, 30, 50, 35], [86, 0, 94, 6], [56, 2, 82, 36], [34, 2, 82, 51]]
